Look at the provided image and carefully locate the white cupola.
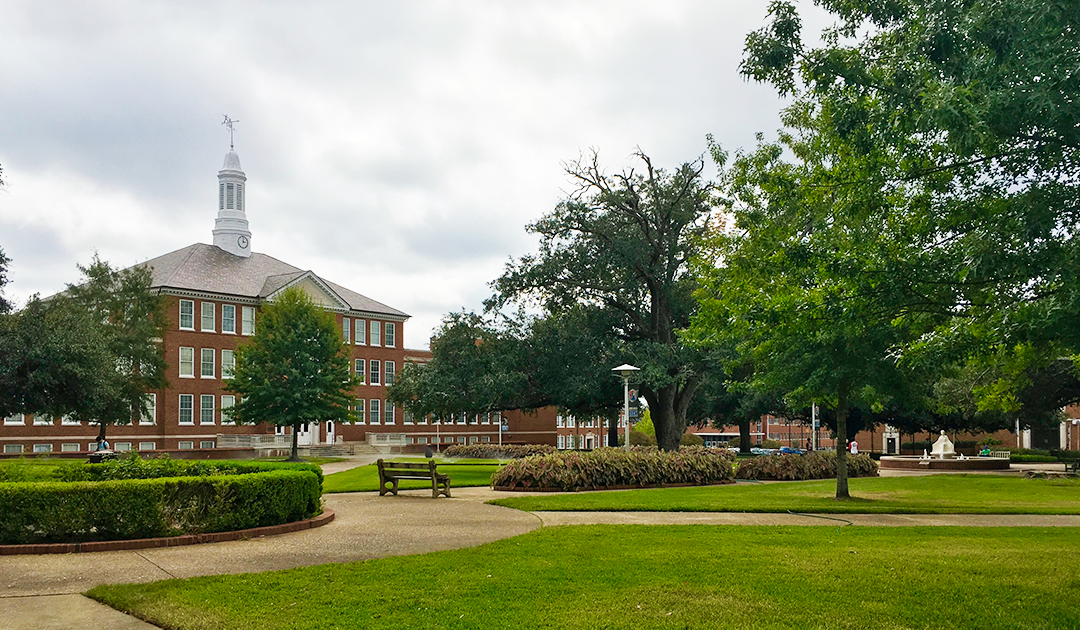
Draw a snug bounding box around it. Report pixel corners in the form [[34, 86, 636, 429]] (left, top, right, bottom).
[[212, 148, 252, 257]]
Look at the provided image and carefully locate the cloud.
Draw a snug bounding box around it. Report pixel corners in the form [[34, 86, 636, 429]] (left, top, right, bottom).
[[0, 0, 833, 348]]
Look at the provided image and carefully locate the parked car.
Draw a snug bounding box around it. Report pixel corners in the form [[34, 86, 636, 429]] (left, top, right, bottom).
[[778, 446, 805, 455], [750, 447, 775, 455]]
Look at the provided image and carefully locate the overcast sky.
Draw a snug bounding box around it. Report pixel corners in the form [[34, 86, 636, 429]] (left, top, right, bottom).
[[0, 1, 828, 349]]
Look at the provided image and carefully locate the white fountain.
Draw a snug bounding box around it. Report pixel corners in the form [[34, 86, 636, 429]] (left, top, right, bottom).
[[881, 430, 1009, 471]]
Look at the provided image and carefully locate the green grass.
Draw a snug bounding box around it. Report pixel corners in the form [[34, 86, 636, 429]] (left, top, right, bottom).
[[489, 475, 1080, 514], [87, 525, 1080, 629], [322, 461, 502, 493], [253, 456, 346, 466]]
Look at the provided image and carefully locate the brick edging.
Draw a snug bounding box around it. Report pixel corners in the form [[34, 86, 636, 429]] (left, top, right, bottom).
[[0, 508, 335, 556], [492, 481, 735, 493]]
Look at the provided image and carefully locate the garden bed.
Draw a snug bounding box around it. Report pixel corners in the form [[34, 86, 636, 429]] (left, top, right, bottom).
[[490, 447, 736, 492], [0, 457, 323, 545]]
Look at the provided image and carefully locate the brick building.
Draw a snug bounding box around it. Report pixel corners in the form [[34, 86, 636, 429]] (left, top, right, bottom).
[[1, 146, 555, 455]]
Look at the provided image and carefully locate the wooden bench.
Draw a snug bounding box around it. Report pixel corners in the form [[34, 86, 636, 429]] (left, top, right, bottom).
[[1065, 460, 1079, 474], [377, 459, 451, 498]]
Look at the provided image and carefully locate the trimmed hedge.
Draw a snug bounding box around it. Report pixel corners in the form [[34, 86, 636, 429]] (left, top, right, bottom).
[[1010, 454, 1058, 463], [443, 444, 555, 460], [0, 469, 320, 544], [735, 451, 878, 481], [52, 456, 323, 488], [490, 447, 736, 491]]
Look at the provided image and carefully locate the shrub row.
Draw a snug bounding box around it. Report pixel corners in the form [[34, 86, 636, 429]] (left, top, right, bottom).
[[490, 446, 736, 491], [52, 455, 323, 487], [1009, 454, 1058, 463], [734, 451, 878, 481], [443, 444, 555, 459], [0, 469, 320, 545]]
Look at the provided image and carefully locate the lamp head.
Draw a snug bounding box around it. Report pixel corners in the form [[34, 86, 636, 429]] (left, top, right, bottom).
[[612, 364, 640, 379]]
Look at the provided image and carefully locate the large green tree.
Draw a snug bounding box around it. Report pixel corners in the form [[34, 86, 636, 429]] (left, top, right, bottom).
[[226, 286, 356, 461], [741, 0, 1080, 400], [0, 296, 116, 422], [64, 257, 169, 442], [490, 151, 718, 451]]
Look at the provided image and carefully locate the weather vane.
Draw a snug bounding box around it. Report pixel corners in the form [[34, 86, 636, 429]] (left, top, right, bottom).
[[222, 115, 239, 150]]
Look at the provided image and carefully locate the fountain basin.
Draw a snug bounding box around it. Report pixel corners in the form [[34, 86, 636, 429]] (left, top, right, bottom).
[[879, 456, 1010, 471]]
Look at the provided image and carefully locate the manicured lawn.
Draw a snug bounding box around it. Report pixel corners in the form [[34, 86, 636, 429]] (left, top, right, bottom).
[[254, 456, 346, 466], [489, 475, 1080, 514], [88, 525, 1080, 629], [322, 460, 502, 493]]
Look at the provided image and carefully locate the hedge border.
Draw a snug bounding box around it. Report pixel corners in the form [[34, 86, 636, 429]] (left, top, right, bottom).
[[0, 508, 334, 555]]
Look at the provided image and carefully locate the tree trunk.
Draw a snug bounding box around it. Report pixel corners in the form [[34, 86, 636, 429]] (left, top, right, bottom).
[[835, 382, 850, 499], [646, 378, 701, 452], [739, 417, 752, 454], [288, 426, 302, 462], [607, 415, 619, 447]]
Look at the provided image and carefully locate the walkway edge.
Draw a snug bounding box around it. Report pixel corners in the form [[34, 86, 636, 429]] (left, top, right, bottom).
[[0, 509, 335, 556]]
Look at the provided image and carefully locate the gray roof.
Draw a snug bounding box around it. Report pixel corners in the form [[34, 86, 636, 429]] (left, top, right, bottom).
[[137, 243, 408, 318]]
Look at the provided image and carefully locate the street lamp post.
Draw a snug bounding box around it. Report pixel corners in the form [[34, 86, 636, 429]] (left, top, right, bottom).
[[612, 364, 640, 452]]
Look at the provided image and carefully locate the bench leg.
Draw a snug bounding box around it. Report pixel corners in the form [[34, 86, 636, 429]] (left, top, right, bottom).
[[380, 478, 398, 497]]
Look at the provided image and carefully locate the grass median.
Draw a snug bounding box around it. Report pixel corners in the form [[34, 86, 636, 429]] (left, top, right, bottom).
[[489, 475, 1080, 514], [88, 525, 1080, 630], [322, 459, 502, 493]]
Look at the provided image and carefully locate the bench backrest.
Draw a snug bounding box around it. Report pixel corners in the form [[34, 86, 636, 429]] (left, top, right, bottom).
[[378, 459, 437, 476]]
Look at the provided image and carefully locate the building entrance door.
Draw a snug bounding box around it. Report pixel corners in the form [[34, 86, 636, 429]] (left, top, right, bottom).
[[298, 422, 312, 446], [326, 421, 335, 444]]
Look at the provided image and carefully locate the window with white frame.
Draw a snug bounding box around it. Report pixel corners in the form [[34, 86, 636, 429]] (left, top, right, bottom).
[[3, 444, 23, 454], [33, 444, 52, 453], [567, 416, 576, 428], [494, 411, 502, 427], [354, 359, 365, 383], [456, 436, 465, 444], [179, 347, 194, 377], [369, 360, 380, 385], [481, 436, 490, 443], [354, 398, 365, 423], [201, 302, 215, 332], [418, 413, 428, 425], [62, 443, 80, 452], [384, 322, 396, 347], [470, 436, 479, 444], [418, 437, 428, 444], [384, 404, 394, 425], [355, 319, 366, 345], [557, 414, 565, 428], [178, 441, 194, 450], [3, 413, 24, 425], [222, 304, 236, 333], [404, 410, 414, 425], [221, 395, 235, 422], [369, 399, 381, 424], [370, 321, 381, 346], [385, 361, 395, 386], [242, 306, 255, 335], [222, 349, 236, 379], [200, 395, 215, 425], [88, 443, 98, 452], [141, 393, 156, 425], [481, 413, 491, 425], [201, 440, 215, 449], [201, 348, 215, 378], [457, 412, 466, 425], [342, 318, 350, 345], [62, 414, 81, 425], [179, 300, 195, 330], [179, 394, 194, 424], [115, 442, 132, 451], [34, 414, 52, 426], [139, 442, 156, 451]]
